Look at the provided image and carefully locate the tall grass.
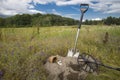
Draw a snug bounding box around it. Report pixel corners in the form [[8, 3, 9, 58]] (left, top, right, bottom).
[[0, 25, 120, 80]]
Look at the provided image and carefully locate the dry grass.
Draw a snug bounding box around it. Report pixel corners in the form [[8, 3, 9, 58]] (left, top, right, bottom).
[[0, 25, 120, 80]]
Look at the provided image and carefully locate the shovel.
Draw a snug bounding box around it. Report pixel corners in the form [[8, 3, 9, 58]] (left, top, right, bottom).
[[67, 4, 89, 57]]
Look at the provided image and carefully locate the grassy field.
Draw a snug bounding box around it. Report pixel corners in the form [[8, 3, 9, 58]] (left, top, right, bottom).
[[0, 25, 120, 80]]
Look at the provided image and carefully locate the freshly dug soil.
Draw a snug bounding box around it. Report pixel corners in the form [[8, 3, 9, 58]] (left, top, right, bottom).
[[44, 55, 88, 80]]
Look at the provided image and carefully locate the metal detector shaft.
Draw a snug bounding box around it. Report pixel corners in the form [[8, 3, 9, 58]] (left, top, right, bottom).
[[74, 4, 89, 53], [98, 63, 120, 71], [86, 61, 120, 71]]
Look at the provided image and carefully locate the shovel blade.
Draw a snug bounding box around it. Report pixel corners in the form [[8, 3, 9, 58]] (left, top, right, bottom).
[[73, 52, 80, 58], [67, 49, 74, 57], [67, 49, 80, 58]]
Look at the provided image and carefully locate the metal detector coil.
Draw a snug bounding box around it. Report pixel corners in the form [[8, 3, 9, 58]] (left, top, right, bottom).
[[77, 53, 98, 73]]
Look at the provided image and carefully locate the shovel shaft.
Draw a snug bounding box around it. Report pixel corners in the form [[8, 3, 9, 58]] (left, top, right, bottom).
[[74, 12, 84, 53], [78, 12, 84, 29], [74, 28, 80, 52]]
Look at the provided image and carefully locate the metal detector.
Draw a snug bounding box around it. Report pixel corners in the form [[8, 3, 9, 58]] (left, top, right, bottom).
[[77, 53, 120, 72]]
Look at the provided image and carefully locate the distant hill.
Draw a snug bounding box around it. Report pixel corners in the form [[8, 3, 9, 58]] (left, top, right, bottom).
[[0, 13, 79, 27]]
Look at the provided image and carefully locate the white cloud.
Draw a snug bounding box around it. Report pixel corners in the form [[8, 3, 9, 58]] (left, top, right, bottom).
[[29, 10, 46, 14], [51, 9, 61, 15], [91, 18, 102, 21], [103, 3, 120, 13], [71, 7, 80, 11], [55, 0, 120, 14], [90, 0, 120, 13], [55, 0, 91, 6], [0, 8, 18, 15], [32, 0, 120, 14], [0, 0, 45, 16], [63, 14, 80, 19], [0, 0, 119, 16]]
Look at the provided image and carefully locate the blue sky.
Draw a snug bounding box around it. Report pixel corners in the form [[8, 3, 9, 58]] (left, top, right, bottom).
[[0, 0, 120, 20]]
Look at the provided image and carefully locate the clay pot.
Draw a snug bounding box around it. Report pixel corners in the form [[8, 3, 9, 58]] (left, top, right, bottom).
[[48, 56, 58, 63]]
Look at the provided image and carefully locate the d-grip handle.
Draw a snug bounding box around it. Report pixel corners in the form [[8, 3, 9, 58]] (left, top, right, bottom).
[[80, 4, 89, 13], [78, 4, 89, 29]]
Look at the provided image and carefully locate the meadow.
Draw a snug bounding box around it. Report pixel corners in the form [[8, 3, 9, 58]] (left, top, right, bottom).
[[0, 25, 120, 80]]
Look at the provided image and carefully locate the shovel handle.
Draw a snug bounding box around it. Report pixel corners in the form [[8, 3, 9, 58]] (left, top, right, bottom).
[[80, 4, 89, 13]]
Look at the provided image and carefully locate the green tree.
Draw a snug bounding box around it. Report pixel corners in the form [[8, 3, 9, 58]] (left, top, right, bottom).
[[0, 13, 82, 27], [104, 16, 114, 25], [0, 18, 5, 27], [13, 14, 32, 26]]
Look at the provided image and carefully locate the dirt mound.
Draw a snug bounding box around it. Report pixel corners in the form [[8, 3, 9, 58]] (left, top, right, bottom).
[[44, 55, 88, 80]]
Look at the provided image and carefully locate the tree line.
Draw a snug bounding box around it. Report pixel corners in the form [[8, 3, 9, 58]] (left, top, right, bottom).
[[0, 13, 79, 28], [0, 14, 120, 28], [83, 16, 120, 25]]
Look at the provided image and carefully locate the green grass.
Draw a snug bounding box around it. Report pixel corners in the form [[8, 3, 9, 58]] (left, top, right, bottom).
[[0, 25, 120, 80]]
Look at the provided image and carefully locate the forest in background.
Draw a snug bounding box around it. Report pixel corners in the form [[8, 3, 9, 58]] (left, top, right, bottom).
[[0, 13, 79, 27], [0, 13, 120, 28], [83, 16, 120, 25]]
